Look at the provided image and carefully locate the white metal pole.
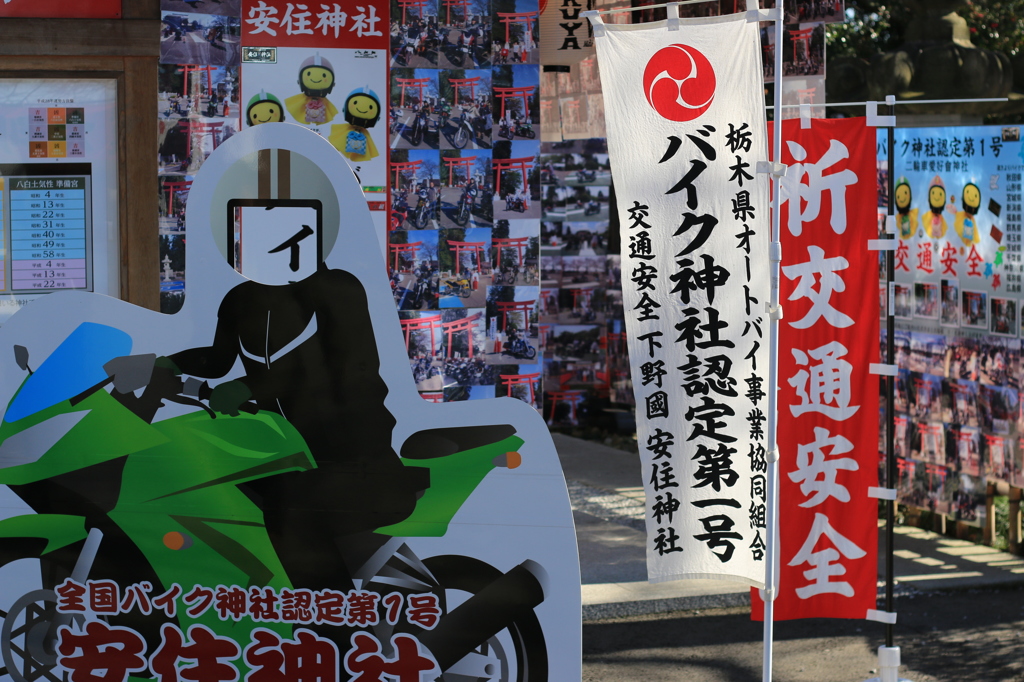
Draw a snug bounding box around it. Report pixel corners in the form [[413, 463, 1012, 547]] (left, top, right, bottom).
[[761, 4, 784, 682]]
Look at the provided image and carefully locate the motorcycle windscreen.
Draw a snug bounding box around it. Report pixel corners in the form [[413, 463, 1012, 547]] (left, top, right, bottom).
[[6, 322, 132, 422]]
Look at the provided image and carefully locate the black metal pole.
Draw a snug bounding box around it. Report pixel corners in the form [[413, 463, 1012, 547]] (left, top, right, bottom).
[[885, 101, 896, 650]]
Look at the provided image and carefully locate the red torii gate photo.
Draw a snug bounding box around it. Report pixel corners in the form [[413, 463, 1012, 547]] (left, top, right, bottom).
[[538, 323, 552, 349], [443, 155, 476, 187], [568, 287, 595, 311], [448, 240, 487, 275], [400, 313, 443, 355], [493, 86, 535, 121], [395, 77, 432, 108], [160, 178, 192, 218], [546, 390, 584, 424], [495, 299, 535, 331], [442, 0, 471, 24], [493, 237, 530, 270], [788, 27, 814, 65], [443, 311, 483, 358], [178, 64, 214, 98], [496, 11, 538, 45], [175, 119, 224, 161], [605, 331, 626, 355], [500, 372, 541, 405], [539, 289, 557, 316], [448, 76, 482, 107], [390, 159, 422, 190], [396, 0, 431, 24], [493, 156, 534, 199], [388, 241, 423, 272]]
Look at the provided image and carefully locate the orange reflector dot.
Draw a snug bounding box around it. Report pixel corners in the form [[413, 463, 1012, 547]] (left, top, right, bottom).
[[163, 532, 193, 550], [506, 451, 522, 469]]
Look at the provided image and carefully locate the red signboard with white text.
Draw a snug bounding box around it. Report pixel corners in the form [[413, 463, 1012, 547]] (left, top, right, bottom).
[[241, 1, 388, 50], [753, 117, 880, 621], [0, 0, 120, 17]]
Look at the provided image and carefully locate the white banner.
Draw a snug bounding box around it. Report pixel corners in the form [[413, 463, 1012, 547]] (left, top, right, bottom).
[[591, 11, 770, 586]]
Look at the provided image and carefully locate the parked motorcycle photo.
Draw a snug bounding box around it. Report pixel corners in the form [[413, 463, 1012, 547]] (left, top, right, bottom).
[[443, 276, 472, 298], [453, 184, 478, 226], [502, 328, 537, 360]]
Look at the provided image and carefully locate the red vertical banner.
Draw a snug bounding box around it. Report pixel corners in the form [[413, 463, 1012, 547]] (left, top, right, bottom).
[[753, 117, 880, 621]]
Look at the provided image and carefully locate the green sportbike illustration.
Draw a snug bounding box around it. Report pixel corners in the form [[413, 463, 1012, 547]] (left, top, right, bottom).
[[0, 322, 547, 682]]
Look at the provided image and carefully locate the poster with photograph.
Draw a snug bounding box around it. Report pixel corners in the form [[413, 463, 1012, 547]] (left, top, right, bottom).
[[885, 125, 1024, 517], [241, 0, 389, 202]]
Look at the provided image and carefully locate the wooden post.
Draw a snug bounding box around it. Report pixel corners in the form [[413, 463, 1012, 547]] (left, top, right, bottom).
[[1009, 486, 1022, 556], [983, 481, 996, 546]]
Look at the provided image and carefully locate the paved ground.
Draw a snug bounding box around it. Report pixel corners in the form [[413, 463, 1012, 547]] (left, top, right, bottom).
[[553, 434, 1024, 620], [555, 433, 1024, 680]]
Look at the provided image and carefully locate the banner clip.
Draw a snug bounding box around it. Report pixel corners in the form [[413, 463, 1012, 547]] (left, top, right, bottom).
[[869, 363, 898, 376], [756, 161, 787, 177], [868, 487, 898, 501], [867, 239, 897, 251], [582, 10, 606, 37], [746, 7, 779, 22], [799, 103, 812, 129], [666, 2, 680, 31], [766, 447, 779, 463], [866, 609, 898, 625], [885, 214, 897, 235], [766, 303, 783, 321], [867, 99, 896, 128]]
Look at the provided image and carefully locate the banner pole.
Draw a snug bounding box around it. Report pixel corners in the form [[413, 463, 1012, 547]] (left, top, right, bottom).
[[884, 100, 897, 649], [762, 4, 784, 682]]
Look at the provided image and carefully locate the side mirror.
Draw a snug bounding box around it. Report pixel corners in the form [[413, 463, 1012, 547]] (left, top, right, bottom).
[[13, 345, 29, 372]]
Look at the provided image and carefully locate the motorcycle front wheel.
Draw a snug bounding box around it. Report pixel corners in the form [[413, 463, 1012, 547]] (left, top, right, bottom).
[[453, 125, 470, 149], [411, 122, 423, 146], [1, 589, 82, 682], [416, 207, 430, 229], [418, 555, 548, 682]]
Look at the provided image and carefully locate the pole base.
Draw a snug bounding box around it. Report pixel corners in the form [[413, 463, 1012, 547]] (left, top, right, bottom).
[[863, 645, 912, 682]]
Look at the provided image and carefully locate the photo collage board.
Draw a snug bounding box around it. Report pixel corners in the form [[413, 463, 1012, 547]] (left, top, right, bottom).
[[157, 0, 243, 314], [386, 0, 550, 410], [882, 125, 1024, 525]]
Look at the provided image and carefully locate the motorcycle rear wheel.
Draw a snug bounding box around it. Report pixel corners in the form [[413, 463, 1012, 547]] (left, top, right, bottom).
[[419, 555, 548, 682]]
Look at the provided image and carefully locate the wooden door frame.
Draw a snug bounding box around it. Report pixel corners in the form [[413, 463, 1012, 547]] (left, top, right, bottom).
[[0, 1, 161, 309]]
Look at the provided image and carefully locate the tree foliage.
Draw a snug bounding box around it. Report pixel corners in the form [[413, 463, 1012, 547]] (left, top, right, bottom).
[[827, 0, 1024, 60]]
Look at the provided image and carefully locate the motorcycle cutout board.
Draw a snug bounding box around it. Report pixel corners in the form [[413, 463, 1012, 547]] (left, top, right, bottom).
[[0, 123, 581, 682]]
